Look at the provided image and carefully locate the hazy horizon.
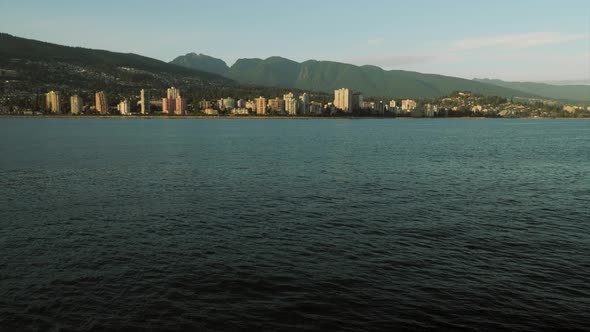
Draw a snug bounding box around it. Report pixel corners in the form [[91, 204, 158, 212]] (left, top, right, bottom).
[[1, 0, 589, 82]]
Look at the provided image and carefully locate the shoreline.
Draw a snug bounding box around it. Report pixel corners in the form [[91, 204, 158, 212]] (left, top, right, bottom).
[[0, 115, 587, 120]]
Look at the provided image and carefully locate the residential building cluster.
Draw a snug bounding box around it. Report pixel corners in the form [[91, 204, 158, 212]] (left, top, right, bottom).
[[162, 87, 187, 115], [0, 87, 569, 117], [42, 89, 158, 115], [39, 87, 442, 117]]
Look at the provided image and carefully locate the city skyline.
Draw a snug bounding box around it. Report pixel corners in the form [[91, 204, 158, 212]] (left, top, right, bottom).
[[31, 85, 588, 118], [0, 0, 588, 82]]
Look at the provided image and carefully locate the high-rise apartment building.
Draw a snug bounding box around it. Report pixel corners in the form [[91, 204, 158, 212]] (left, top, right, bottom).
[[334, 88, 353, 113], [268, 97, 285, 113], [140, 89, 150, 114], [299, 93, 310, 114], [117, 99, 131, 115], [167, 87, 180, 99], [255, 96, 267, 115], [162, 98, 174, 114], [352, 92, 363, 111], [95, 91, 108, 114], [70, 95, 82, 114], [175, 97, 187, 115], [45, 91, 60, 113], [163, 87, 183, 114], [284, 92, 298, 115]]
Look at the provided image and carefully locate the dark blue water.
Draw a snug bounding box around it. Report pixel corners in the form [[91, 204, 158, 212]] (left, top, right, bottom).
[[1, 118, 589, 331]]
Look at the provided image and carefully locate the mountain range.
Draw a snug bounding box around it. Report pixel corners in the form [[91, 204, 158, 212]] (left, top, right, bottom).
[[474, 79, 590, 102], [172, 53, 590, 102], [0, 33, 231, 94], [0, 32, 587, 103]]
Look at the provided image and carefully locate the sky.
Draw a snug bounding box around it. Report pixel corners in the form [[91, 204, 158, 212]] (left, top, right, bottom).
[[1, 0, 589, 81]]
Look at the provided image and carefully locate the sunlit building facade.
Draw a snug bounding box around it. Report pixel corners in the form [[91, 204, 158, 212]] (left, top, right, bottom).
[[70, 95, 82, 114], [117, 99, 131, 115], [175, 97, 187, 115], [255, 96, 267, 115], [95, 91, 108, 114], [284, 92, 298, 115], [46, 91, 60, 113], [334, 88, 353, 113], [140, 89, 150, 114], [402, 99, 417, 111]]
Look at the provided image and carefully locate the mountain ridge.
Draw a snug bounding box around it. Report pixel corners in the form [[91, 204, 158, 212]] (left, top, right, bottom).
[[170, 52, 230, 77], [172, 53, 540, 100], [2, 32, 585, 103], [474, 79, 590, 102], [0, 33, 233, 93], [172, 52, 589, 102]]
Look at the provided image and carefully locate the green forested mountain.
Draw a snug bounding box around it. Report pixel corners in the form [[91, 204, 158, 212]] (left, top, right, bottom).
[[474, 79, 590, 102], [0, 33, 227, 80], [0, 33, 232, 94], [0, 33, 336, 111], [171, 54, 539, 99], [170, 53, 230, 77], [3, 32, 584, 103], [228, 57, 302, 88]]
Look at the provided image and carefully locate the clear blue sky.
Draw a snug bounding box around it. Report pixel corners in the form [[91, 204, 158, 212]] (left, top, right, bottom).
[[1, 0, 589, 81]]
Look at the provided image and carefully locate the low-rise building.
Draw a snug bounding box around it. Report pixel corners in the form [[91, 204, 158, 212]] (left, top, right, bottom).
[[232, 108, 249, 115], [246, 100, 256, 112], [425, 104, 437, 117], [219, 97, 235, 111], [199, 100, 212, 110], [310, 101, 323, 114], [402, 99, 417, 112], [373, 101, 385, 114]]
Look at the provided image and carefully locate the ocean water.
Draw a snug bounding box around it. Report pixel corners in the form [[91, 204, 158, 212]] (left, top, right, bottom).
[[0, 118, 589, 331]]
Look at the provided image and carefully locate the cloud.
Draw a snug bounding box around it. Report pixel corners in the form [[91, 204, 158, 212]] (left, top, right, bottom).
[[451, 32, 590, 51]]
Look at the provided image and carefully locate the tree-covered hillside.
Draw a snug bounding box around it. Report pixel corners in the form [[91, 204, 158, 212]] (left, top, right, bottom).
[[172, 53, 540, 99], [475, 79, 590, 102]]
